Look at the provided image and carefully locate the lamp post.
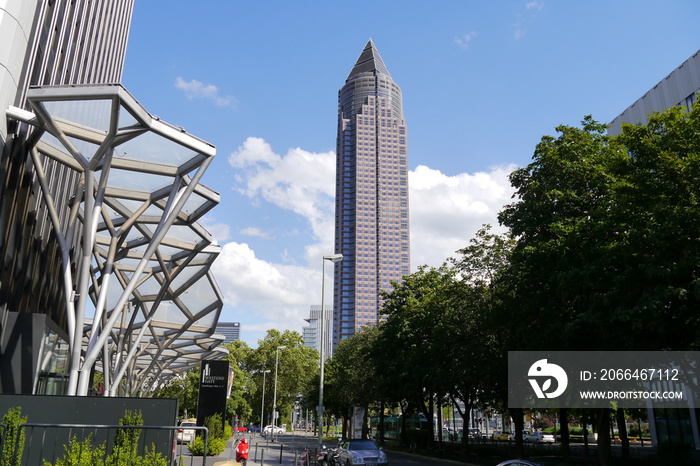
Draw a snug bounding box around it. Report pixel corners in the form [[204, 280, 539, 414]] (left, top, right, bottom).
[[260, 369, 271, 430], [272, 345, 286, 437], [319, 253, 343, 448]]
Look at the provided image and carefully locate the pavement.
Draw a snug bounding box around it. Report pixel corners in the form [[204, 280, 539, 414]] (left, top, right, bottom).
[[175, 430, 322, 466]]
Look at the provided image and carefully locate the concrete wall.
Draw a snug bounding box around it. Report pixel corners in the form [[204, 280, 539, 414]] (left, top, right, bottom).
[[0, 0, 39, 140]]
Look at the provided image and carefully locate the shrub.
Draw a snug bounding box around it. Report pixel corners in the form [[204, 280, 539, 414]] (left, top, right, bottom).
[[187, 436, 226, 456], [1, 407, 27, 466], [40, 410, 167, 466], [43, 434, 106, 466], [107, 409, 144, 465], [204, 413, 225, 440]]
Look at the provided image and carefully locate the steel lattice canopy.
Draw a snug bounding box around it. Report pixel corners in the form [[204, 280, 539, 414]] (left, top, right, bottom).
[[8, 84, 227, 393]]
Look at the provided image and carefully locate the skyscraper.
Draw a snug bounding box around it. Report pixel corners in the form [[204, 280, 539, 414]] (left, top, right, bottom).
[[302, 305, 333, 360], [333, 40, 410, 345], [216, 322, 241, 344]]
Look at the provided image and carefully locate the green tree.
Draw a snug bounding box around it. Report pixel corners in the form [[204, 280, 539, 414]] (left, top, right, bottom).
[[377, 265, 459, 447], [151, 368, 200, 419], [225, 340, 254, 424], [449, 226, 514, 453], [497, 107, 700, 464], [325, 325, 381, 438], [247, 330, 318, 428]]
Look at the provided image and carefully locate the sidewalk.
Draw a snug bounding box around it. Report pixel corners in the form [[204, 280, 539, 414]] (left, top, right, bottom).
[[177, 430, 320, 466]]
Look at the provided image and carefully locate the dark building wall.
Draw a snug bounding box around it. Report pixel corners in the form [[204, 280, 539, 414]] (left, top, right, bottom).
[[0, 394, 178, 463]]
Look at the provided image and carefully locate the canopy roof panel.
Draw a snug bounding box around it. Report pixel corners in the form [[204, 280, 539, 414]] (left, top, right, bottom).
[[8, 84, 227, 394]]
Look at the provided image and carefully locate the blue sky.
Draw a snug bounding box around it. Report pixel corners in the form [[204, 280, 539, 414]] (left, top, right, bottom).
[[121, 1, 699, 347]]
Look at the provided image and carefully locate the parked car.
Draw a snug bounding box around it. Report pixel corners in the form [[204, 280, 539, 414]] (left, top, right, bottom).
[[263, 425, 284, 434], [510, 430, 531, 441], [492, 431, 511, 441], [176, 420, 196, 444], [338, 439, 388, 466], [247, 424, 261, 433], [496, 456, 598, 465], [541, 433, 556, 443], [526, 432, 546, 443]]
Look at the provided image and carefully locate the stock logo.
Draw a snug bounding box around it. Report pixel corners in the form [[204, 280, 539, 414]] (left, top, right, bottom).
[[528, 359, 568, 399]]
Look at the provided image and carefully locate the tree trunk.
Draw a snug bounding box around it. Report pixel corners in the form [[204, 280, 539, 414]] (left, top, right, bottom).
[[582, 410, 589, 454], [596, 409, 612, 466], [437, 396, 444, 453], [378, 400, 385, 445], [616, 408, 630, 459], [559, 408, 570, 454], [510, 408, 524, 458], [400, 402, 408, 446], [428, 395, 435, 450]]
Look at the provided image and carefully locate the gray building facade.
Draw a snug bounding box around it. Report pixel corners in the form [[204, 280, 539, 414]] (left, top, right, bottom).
[[608, 50, 700, 136], [607, 49, 700, 449]]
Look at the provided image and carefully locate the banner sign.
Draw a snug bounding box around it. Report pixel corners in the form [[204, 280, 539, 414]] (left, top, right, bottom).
[[197, 360, 230, 427]]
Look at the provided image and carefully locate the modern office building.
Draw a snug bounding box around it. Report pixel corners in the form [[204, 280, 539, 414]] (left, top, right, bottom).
[[302, 305, 333, 360], [0, 0, 225, 396], [332, 40, 410, 345], [608, 50, 700, 136], [215, 322, 241, 344], [607, 49, 700, 449]]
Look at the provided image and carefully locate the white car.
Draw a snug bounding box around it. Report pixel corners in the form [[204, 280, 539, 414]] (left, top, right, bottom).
[[176, 420, 196, 443], [510, 431, 549, 443], [339, 439, 388, 466], [263, 425, 284, 434]]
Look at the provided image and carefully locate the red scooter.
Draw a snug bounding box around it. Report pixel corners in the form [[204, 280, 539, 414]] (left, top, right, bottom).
[[236, 438, 250, 466]]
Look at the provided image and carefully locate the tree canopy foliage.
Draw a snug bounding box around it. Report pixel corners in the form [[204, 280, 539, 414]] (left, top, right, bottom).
[[322, 103, 699, 463], [151, 329, 318, 428], [150, 103, 699, 464]]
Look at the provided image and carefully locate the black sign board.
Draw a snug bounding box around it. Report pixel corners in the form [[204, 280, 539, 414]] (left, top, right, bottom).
[[196, 360, 230, 429]]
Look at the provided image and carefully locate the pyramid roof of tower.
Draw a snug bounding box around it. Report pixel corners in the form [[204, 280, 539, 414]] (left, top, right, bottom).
[[347, 39, 392, 79]]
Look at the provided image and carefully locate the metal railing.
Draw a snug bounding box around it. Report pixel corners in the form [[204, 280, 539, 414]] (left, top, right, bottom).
[[3, 423, 210, 466]]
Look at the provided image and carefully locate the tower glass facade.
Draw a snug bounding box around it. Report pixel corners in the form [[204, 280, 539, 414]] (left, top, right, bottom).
[[333, 40, 410, 345]]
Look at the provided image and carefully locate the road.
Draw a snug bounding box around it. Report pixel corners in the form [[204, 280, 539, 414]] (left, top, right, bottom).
[[175, 431, 481, 466]]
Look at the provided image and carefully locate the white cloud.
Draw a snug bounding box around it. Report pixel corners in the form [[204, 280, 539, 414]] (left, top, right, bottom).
[[198, 216, 231, 244], [526, 0, 545, 11], [455, 31, 478, 50], [229, 137, 337, 257], [409, 164, 516, 267], [217, 137, 517, 346], [240, 227, 274, 239], [227, 136, 517, 269], [175, 77, 237, 107], [211, 242, 322, 337], [514, 1, 545, 39]]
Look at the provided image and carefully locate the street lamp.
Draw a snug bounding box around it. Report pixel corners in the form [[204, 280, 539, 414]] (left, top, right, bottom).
[[260, 369, 271, 429], [319, 253, 343, 448], [272, 345, 287, 435]]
